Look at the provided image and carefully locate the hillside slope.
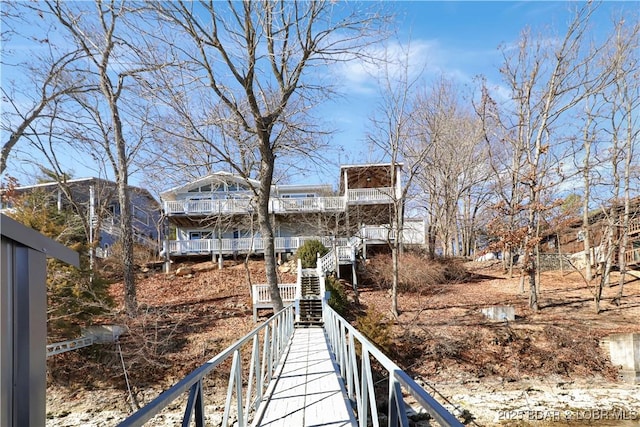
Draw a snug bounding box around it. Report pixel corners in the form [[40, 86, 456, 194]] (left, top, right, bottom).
[[46, 258, 640, 426]]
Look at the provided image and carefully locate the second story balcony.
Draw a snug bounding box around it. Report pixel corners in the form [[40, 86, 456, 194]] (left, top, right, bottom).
[[163, 198, 254, 215], [163, 187, 395, 217]]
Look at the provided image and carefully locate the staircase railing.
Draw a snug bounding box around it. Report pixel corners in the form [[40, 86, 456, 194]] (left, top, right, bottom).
[[317, 249, 336, 273], [323, 305, 463, 427], [317, 236, 359, 275], [118, 304, 295, 427], [251, 283, 297, 321]]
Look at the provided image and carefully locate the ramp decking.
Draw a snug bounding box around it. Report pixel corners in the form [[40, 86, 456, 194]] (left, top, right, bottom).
[[252, 327, 357, 427]]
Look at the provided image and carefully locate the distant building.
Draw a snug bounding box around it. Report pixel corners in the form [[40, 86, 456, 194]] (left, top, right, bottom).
[[1, 177, 161, 257], [541, 197, 640, 269]]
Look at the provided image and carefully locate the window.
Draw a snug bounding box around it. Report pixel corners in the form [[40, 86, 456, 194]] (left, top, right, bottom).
[[281, 193, 315, 199], [188, 183, 218, 193], [189, 231, 212, 240], [133, 205, 149, 225]]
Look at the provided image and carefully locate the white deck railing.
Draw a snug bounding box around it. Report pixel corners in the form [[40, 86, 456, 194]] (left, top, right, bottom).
[[316, 239, 358, 274], [271, 196, 346, 213], [164, 198, 254, 215], [168, 235, 350, 256], [358, 224, 426, 244], [336, 246, 355, 262], [360, 226, 396, 241], [167, 221, 426, 258], [167, 226, 425, 257], [625, 247, 640, 265], [317, 250, 336, 273], [163, 187, 395, 216], [347, 187, 394, 203]]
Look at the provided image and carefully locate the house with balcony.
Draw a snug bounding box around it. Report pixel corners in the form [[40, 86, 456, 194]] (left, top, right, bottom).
[[541, 197, 640, 271], [1, 178, 162, 257], [160, 163, 425, 270]]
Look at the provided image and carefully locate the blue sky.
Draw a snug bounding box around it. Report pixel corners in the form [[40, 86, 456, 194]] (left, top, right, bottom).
[[307, 1, 640, 187], [3, 1, 638, 190], [318, 1, 639, 182]]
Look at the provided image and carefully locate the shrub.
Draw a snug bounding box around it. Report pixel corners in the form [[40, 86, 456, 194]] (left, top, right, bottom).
[[325, 276, 348, 316], [296, 239, 329, 268], [355, 307, 392, 354], [362, 253, 469, 293]]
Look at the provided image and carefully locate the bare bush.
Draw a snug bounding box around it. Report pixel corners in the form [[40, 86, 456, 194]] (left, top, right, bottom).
[[362, 254, 469, 293]]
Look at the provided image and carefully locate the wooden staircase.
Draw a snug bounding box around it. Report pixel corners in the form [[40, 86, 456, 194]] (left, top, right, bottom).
[[297, 273, 323, 326]]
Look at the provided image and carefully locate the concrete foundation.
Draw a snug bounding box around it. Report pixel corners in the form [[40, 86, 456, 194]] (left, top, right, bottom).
[[607, 333, 640, 384], [481, 306, 515, 322], [83, 325, 127, 344]]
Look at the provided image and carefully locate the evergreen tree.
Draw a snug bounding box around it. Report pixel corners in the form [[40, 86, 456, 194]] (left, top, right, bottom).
[[3, 186, 113, 339]]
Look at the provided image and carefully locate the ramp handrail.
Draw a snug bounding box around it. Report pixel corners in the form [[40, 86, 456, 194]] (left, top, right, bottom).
[[323, 306, 463, 427], [119, 304, 295, 427], [46, 336, 95, 357]]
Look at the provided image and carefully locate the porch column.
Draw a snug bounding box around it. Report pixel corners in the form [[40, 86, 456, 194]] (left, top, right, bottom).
[[352, 262, 358, 287], [343, 168, 349, 202], [395, 164, 403, 199], [344, 169, 351, 234]]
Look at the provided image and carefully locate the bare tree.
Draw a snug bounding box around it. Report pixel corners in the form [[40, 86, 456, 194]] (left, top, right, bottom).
[[1, 3, 91, 174], [497, 4, 601, 310], [577, 90, 600, 283], [40, 0, 166, 316], [600, 17, 640, 309], [366, 42, 430, 317], [414, 77, 489, 258], [146, 1, 386, 312], [476, 81, 527, 277]]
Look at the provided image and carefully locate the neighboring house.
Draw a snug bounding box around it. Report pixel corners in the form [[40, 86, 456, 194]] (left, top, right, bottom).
[[542, 198, 640, 269], [1, 178, 162, 257], [160, 164, 425, 267]]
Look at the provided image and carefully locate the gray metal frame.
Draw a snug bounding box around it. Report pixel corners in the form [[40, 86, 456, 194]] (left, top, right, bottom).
[[1, 214, 79, 427], [323, 305, 463, 427], [118, 304, 295, 427]]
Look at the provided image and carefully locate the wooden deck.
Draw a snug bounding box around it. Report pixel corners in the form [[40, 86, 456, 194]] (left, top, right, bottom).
[[252, 327, 357, 427]]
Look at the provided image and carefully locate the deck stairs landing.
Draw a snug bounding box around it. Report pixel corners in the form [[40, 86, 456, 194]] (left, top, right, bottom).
[[297, 270, 324, 326]]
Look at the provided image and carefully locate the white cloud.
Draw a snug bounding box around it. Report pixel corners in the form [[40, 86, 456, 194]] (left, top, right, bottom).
[[332, 38, 443, 95]]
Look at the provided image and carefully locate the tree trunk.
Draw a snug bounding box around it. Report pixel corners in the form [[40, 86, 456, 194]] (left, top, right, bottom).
[[523, 192, 539, 310], [557, 233, 564, 276], [117, 168, 137, 316], [581, 118, 593, 282], [391, 244, 399, 317], [258, 149, 283, 312], [596, 222, 615, 313]]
